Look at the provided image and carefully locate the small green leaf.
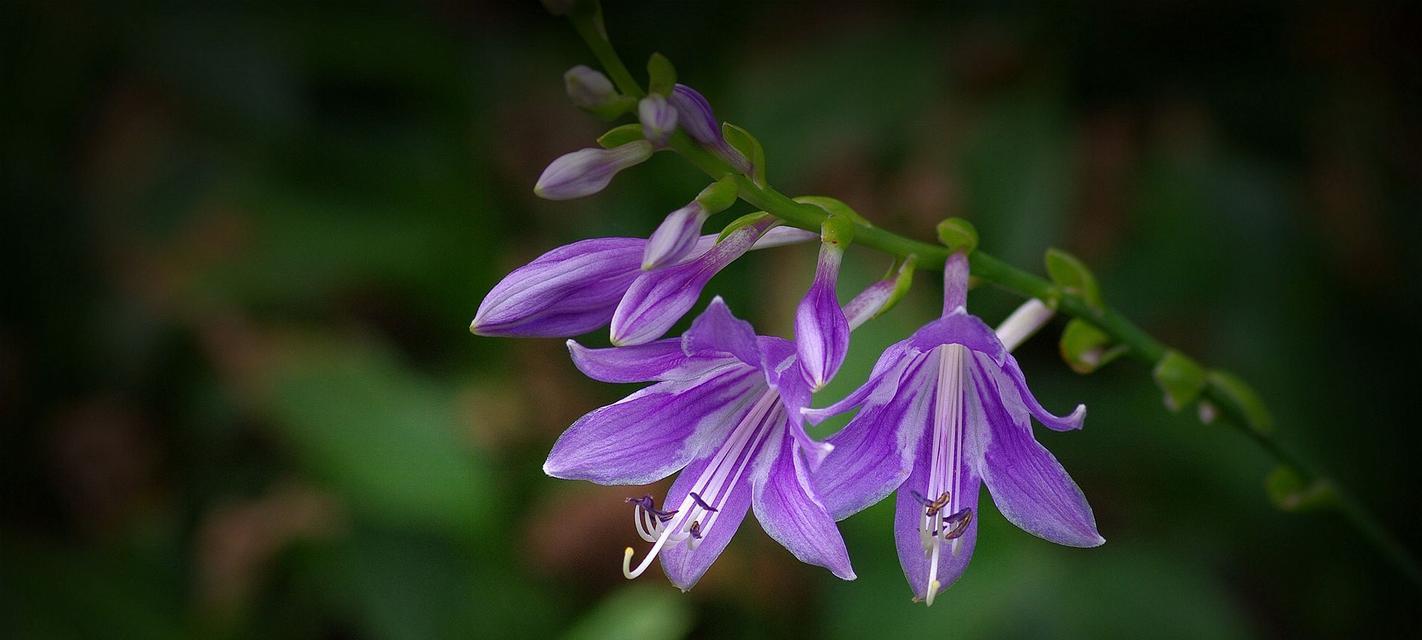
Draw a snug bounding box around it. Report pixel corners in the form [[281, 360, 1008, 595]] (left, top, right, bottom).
[[597, 123, 644, 148], [1059, 319, 1125, 374], [721, 123, 766, 186], [1153, 350, 1208, 412], [1044, 248, 1103, 310], [1206, 370, 1273, 435], [716, 212, 773, 242], [589, 95, 637, 121], [794, 195, 872, 227], [1265, 466, 1337, 512], [936, 218, 978, 254], [693, 175, 740, 214], [646, 52, 677, 97]]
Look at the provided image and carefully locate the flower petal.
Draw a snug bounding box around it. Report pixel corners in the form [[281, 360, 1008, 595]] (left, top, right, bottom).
[[757, 337, 833, 467], [472, 237, 643, 337], [752, 425, 856, 580], [814, 353, 937, 520], [543, 368, 761, 485], [895, 435, 981, 601], [997, 353, 1086, 431], [681, 297, 761, 367], [643, 202, 708, 270], [567, 339, 733, 383], [795, 244, 849, 390], [905, 313, 1005, 360], [611, 218, 773, 345], [658, 452, 754, 591], [801, 338, 917, 424], [970, 355, 1104, 547]]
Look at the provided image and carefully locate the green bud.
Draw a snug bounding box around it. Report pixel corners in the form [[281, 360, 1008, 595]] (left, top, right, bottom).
[[1059, 319, 1126, 374], [717, 211, 773, 243], [1044, 248, 1103, 310], [694, 175, 740, 214], [936, 218, 978, 254], [793, 195, 872, 227], [647, 53, 677, 97], [721, 123, 766, 187], [1265, 466, 1337, 512], [597, 124, 645, 148], [1207, 370, 1274, 435], [1153, 350, 1207, 412], [821, 213, 856, 247]]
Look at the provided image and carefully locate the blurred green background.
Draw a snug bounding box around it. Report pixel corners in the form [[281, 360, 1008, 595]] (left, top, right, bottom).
[[5, 1, 1421, 637]]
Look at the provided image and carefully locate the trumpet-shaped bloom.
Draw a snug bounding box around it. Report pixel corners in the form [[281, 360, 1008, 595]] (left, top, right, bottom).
[[804, 254, 1102, 605], [545, 299, 851, 590], [471, 227, 814, 338]]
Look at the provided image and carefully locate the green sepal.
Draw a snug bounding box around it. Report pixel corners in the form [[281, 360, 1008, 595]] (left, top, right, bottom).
[[717, 212, 773, 243], [693, 175, 740, 214], [589, 95, 637, 121], [820, 214, 856, 247], [647, 53, 677, 96], [1153, 350, 1208, 412], [597, 124, 644, 148], [721, 123, 766, 186], [1044, 248, 1103, 310], [1265, 466, 1337, 512], [1207, 370, 1274, 435], [936, 218, 978, 254], [793, 195, 872, 227], [1059, 319, 1126, 374]]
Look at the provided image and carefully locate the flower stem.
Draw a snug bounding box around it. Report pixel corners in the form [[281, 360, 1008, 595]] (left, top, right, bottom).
[[566, 5, 1422, 589]]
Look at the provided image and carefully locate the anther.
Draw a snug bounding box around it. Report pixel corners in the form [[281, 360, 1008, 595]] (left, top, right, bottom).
[[688, 491, 719, 513], [940, 508, 973, 541]]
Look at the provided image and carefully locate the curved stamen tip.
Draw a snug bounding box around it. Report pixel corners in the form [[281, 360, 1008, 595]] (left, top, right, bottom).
[[925, 579, 942, 607], [621, 547, 637, 579]]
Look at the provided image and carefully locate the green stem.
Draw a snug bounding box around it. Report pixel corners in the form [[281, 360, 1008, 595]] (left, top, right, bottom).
[[568, 3, 1422, 589]]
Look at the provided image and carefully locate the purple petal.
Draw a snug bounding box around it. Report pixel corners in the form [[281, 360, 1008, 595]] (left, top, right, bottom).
[[667, 84, 751, 173], [543, 368, 762, 485], [802, 338, 918, 424], [658, 451, 754, 591], [814, 353, 937, 519], [643, 202, 708, 270], [638, 94, 679, 146], [682, 297, 761, 367], [843, 279, 894, 331], [905, 313, 1005, 360], [567, 338, 734, 383], [610, 218, 774, 345], [970, 354, 1104, 547], [752, 427, 856, 580], [534, 141, 653, 200], [795, 244, 849, 390], [756, 337, 833, 467], [943, 252, 970, 315], [472, 238, 643, 337], [895, 435, 980, 601], [997, 353, 1086, 431]]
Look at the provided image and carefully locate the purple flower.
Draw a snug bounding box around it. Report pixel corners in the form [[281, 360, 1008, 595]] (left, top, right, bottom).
[[667, 84, 752, 174], [804, 253, 1101, 605], [534, 141, 653, 200], [638, 94, 679, 146], [795, 242, 848, 390], [472, 228, 815, 338], [545, 298, 852, 590], [564, 65, 617, 110], [610, 217, 777, 346], [642, 201, 708, 270]]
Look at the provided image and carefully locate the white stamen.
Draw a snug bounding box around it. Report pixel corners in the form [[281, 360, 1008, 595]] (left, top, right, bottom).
[[920, 344, 967, 603]]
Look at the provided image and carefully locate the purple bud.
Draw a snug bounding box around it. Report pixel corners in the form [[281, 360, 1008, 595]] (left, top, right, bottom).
[[610, 217, 776, 345], [471, 238, 645, 337], [638, 95, 679, 146], [668, 84, 751, 174], [564, 65, 617, 110], [642, 201, 707, 270], [534, 141, 653, 200], [842, 279, 893, 331], [795, 243, 849, 390]]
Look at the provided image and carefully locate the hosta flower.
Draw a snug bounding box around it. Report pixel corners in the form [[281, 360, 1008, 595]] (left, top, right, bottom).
[[611, 217, 776, 346], [804, 253, 1102, 605], [471, 227, 814, 337], [638, 94, 679, 146], [534, 141, 653, 200], [545, 299, 851, 590], [794, 236, 849, 391], [667, 84, 752, 174]]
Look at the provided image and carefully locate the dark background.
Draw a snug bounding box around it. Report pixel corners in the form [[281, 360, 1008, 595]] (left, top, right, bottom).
[[5, 1, 1422, 638]]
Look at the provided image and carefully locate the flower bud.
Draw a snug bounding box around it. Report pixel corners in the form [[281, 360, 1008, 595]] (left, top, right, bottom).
[[471, 238, 644, 337], [638, 94, 678, 146], [667, 84, 751, 174], [564, 65, 618, 110], [795, 241, 848, 390], [534, 141, 653, 200], [642, 202, 707, 270]]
